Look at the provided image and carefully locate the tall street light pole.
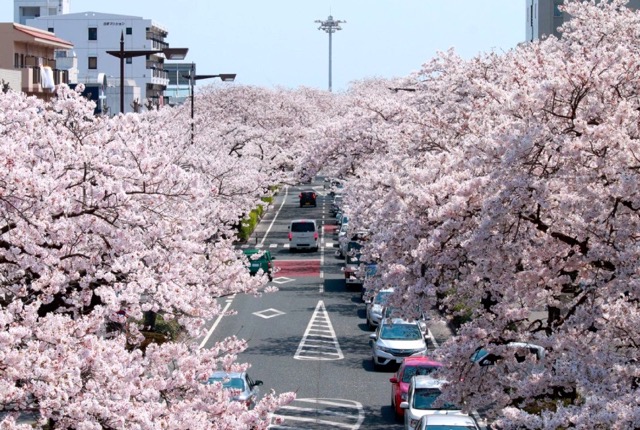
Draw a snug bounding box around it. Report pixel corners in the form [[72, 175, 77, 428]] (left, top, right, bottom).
[[315, 15, 345, 92], [183, 62, 236, 144], [107, 32, 188, 114]]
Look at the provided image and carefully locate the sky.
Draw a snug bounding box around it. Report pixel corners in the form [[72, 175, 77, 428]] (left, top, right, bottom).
[[2, 1, 526, 92]]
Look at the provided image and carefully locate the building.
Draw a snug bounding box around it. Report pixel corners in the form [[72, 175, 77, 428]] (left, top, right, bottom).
[[164, 62, 192, 106], [27, 11, 180, 113], [0, 22, 74, 100], [14, 0, 69, 25], [527, 0, 640, 41]]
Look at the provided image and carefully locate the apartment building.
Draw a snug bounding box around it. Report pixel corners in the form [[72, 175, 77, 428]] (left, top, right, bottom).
[[27, 11, 179, 113], [14, 0, 70, 25], [0, 22, 74, 100], [527, 0, 640, 41]]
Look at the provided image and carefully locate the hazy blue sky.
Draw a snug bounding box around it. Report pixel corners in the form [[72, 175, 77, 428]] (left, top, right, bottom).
[[2, 1, 526, 92]]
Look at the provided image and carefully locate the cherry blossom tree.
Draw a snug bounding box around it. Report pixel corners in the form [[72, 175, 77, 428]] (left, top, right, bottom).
[[304, 1, 640, 428], [0, 85, 296, 429]]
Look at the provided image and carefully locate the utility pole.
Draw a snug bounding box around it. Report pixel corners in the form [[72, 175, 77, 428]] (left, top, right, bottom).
[[315, 15, 345, 92]]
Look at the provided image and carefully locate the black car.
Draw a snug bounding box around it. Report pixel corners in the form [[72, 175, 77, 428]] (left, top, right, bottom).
[[299, 191, 317, 207]]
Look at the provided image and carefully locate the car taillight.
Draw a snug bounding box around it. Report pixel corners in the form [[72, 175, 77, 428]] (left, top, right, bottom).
[[312, 193, 316, 198], [288, 232, 292, 241], [314, 232, 318, 240]]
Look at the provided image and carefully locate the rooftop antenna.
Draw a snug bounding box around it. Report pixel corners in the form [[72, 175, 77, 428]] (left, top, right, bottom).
[[315, 14, 345, 92]]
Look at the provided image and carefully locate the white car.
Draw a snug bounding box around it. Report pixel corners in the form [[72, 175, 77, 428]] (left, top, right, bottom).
[[288, 219, 318, 252], [366, 287, 395, 329], [370, 318, 428, 370], [413, 414, 480, 430], [400, 376, 463, 430]]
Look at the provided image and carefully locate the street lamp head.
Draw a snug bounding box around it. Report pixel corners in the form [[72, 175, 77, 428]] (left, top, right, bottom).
[[162, 48, 188, 60], [218, 74, 236, 82]]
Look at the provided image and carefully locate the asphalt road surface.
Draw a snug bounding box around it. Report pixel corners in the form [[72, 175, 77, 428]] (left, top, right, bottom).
[[200, 178, 428, 430]]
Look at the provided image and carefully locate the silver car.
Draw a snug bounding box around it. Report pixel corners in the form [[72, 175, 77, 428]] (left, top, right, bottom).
[[207, 371, 263, 408], [413, 413, 480, 430], [370, 318, 428, 370], [366, 287, 395, 329]]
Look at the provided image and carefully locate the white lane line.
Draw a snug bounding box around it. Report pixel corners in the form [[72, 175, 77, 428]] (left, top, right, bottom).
[[199, 294, 236, 349], [259, 186, 289, 246]]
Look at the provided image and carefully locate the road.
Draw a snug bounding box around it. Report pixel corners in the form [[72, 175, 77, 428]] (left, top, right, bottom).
[[200, 178, 414, 429]]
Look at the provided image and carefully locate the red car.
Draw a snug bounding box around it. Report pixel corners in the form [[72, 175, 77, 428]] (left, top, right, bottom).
[[389, 356, 442, 418]]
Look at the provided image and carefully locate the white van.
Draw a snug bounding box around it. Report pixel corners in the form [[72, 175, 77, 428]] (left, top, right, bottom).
[[288, 219, 319, 251]]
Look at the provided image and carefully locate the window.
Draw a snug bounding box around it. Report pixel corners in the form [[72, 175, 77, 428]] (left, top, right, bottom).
[[126, 57, 132, 64], [126, 27, 132, 35], [88, 27, 97, 41], [88, 56, 97, 69], [48, 27, 54, 33]]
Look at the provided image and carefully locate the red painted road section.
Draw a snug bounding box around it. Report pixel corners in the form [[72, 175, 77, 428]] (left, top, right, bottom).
[[275, 259, 321, 277], [324, 225, 338, 233]]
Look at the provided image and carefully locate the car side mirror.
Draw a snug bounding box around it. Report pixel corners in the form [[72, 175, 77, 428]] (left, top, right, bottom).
[[389, 377, 398, 384], [271, 256, 276, 260], [369, 333, 377, 340], [253, 380, 263, 386], [400, 401, 409, 410]]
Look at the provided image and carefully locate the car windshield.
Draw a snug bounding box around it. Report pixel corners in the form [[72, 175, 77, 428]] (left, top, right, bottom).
[[402, 365, 440, 383], [291, 222, 315, 232], [422, 426, 477, 430], [374, 291, 393, 305], [412, 387, 458, 410], [380, 323, 423, 340], [208, 376, 245, 391]]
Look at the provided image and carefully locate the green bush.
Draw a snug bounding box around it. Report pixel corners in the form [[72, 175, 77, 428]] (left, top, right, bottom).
[[236, 188, 279, 241]]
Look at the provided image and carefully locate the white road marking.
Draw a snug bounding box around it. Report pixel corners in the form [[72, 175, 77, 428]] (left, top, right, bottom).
[[259, 186, 289, 246], [270, 398, 364, 430], [294, 301, 343, 360], [199, 294, 236, 349]]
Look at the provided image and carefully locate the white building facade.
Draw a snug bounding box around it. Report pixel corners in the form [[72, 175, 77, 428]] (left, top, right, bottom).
[[27, 11, 175, 114], [14, 0, 70, 25], [527, 0, 640, 41]]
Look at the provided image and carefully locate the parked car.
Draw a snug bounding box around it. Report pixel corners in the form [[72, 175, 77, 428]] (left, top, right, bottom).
[[288, 219, 319, 252], [243, 249, 276, 281], [471, 342, 546, 367], [299, 190, 317, 207], [338, 230, 369, 258], [390, 356, 443, 418], [343, 240, 362, 282], [383, 306, 430, 337], [400, 376, 462, 430], [370, 318, 428, 370], [366, 287, 395, 329], [207, 371, 264, 409], [413, 414, 480, 430]]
